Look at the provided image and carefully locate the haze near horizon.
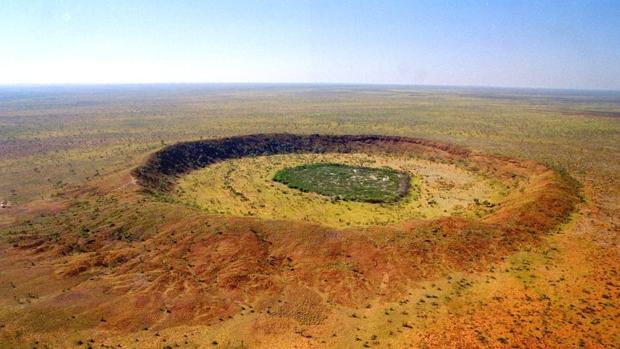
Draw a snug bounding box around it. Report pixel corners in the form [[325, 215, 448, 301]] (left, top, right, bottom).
[[1, 0, 619, 90]]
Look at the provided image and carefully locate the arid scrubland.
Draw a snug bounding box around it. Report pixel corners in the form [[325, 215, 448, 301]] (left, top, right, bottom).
[[0, 85, 618, 348]]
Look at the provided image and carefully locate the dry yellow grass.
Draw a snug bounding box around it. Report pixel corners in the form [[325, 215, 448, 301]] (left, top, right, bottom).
[[174, 153, 509, 227]]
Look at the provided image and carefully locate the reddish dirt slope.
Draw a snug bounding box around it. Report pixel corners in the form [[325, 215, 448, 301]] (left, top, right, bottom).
[[0, 135, 584, 348]]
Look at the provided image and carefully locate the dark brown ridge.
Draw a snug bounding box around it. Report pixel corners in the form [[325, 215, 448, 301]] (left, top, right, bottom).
[[132, 133, 470, 194]]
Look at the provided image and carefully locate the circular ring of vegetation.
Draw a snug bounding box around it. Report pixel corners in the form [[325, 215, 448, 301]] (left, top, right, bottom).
[[170, 152, 505, 227]]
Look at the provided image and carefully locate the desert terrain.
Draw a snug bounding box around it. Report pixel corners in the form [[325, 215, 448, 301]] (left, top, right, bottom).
[[0, 85, 618, 348]]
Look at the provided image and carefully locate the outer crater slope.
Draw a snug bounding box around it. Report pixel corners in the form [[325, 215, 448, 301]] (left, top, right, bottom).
[[0, 133, 580, 348]]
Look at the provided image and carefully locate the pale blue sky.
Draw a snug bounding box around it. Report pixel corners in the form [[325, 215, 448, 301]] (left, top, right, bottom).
[[1, 0, 619, 89]]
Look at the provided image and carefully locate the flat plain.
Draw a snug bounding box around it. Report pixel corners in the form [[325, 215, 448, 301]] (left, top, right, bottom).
[[0, 85, 618, 348]]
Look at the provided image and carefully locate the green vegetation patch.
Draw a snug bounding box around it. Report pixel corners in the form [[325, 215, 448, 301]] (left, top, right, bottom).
[[273, 163, 411, 203]]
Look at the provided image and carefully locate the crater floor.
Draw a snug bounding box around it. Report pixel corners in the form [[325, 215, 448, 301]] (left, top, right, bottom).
[[273, 162, 411, 203], [173, 152, 510, 227]]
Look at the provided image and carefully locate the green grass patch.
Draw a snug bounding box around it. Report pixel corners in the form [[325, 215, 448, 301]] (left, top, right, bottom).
[[273, 163, 410, 203]]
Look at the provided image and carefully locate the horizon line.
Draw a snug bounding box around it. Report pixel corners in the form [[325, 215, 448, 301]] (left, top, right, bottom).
[[0, 81, 619, 94]]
